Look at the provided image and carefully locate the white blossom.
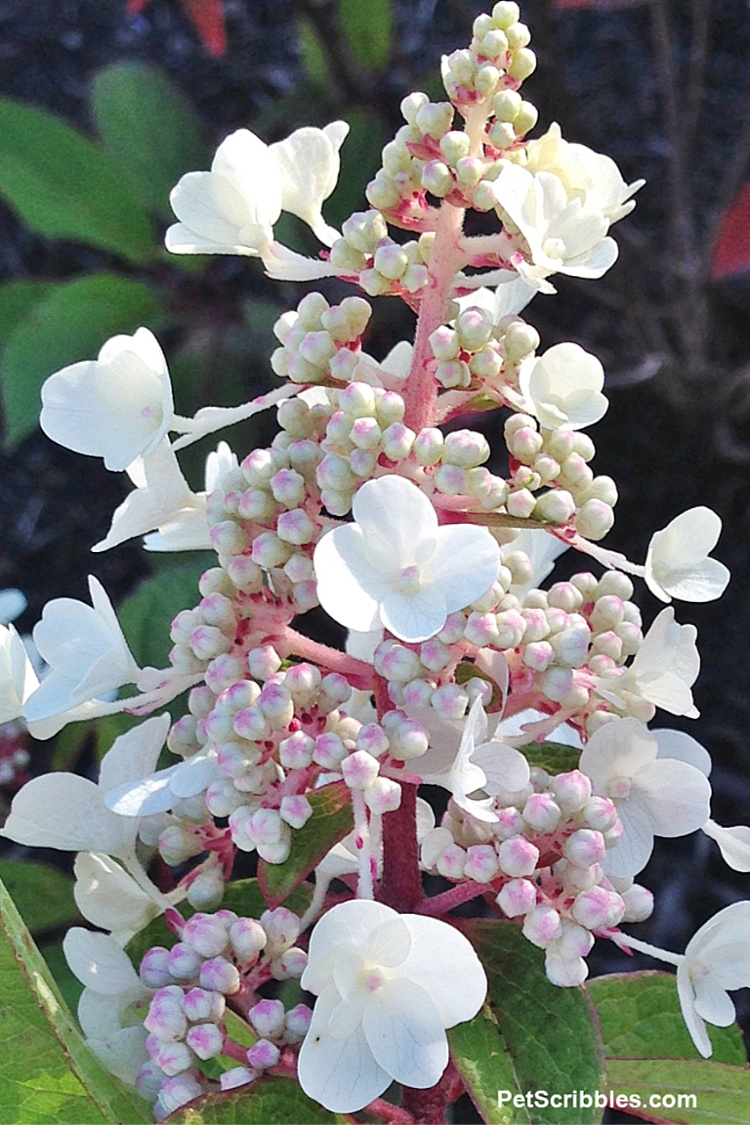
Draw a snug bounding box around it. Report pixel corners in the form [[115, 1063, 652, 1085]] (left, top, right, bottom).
[[0, 588, 26, 625], [676, 902, 750, 1058], [166, 122, 349, 257], [73, 851, 161, 942], [645, 507, 730, 604], [2, 715, 170, 858], [63, 927, 151, 1083], [454, 276, 536, 322], [105, 744, 223, 819], [0, 623, 38, 725], [94, 440, 237, 554], [314, 475, 500, 643], [519, 342, 608, 431], [595, 607, 700, 719], [297, 899, 486, 1112], [492, 163, 618, 289], [579, 718, 711, 877], [524, 123, 644, 225], [22, 577, 140, 724], [40, 328, 173, 473]]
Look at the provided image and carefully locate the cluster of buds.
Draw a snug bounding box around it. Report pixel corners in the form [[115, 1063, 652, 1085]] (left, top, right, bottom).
[[137, 907, 309, 1116]]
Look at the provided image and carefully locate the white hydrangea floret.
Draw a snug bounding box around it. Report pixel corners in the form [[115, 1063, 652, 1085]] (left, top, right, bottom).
[[166, 122, 349, 257], [40, 328, 173, 473], [579, 718, 711, 877], [519, 342, 608, 431], [297, 899, 486, 1112], [676, 903, 750, 1058], [645, 507, 730, 604], [314, 475, 500, 643]]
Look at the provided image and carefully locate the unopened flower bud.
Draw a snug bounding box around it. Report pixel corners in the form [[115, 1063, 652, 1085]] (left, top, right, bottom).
[[200, 957, 240, 995], [496, 877, 537, 917], [498, 836, 539, 877], [523, 904, 561, 948], [249, 998, 285, 1039]]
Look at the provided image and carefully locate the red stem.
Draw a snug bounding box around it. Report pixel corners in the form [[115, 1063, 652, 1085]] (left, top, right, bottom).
[[280, 626, 373, 688], [415, 880, 492, 916], [363, 1097, 416, 1124]]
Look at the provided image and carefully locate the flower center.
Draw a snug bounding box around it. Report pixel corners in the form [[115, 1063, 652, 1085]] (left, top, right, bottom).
[[608, 776, 632, 799], [542, 236, 566, 260], [396, 565, 423, 594], [362, 967, 386, 993], [688, 960, 711, 986]]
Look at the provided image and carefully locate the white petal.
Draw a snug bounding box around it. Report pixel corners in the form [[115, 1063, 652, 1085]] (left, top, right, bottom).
[[398, 914, 487, 1025], [302, 900, 405, 996], [2, 773, 128, 855], [314, 526, 384, 633], [424, 525, 500, 615], [472, 741, 531, 795], [654, 729, 712, 776], [676, 966, 712, 1058], [74, 852, 158, 932], [99, 713, 171, 799], [579, 717, 657, 792], [86, 1026, 149, 1085], [363, 978, 448, 1089], [297, 984, 390, 1114], [692, 978, 737, 1027], [702, 821, 750, 872], [63, 927, 141, 994], [0, 624, 38, 723], [602, 797, 655, 878], [380, 586, 448, 644], [105, 764, 181, 817], [211, 129, 282, 232], [271, 123, 348, 243], [0, 588, 26, 625], [262, 241, 343, 281], [352, 477, 438, 573], [636, 758, 711, 838]]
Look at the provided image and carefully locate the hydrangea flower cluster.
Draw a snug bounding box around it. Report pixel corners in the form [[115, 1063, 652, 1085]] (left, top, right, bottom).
[[1, 4, 747, 1120]]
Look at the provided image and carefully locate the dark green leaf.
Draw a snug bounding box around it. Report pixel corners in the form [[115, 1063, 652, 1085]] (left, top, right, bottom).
[[297, 17, 329, 86], [0, 280, 56, 352], [517, 741, 581, 775], [604, 1058, 750, 1124], [0, 860, 78, 936], [588, 971, 746, 1065], [125, 879, 313, 970], [338, 0, 391, 71], [0, 875, 151, 1124], [40, 942, 84, 1017], [449, 1004, 531, 1124], [0, 98, 156, 262], [91, 63, 208, 220], [258, 782, 354, 908], [1, 274, 162, 448], [165, 1075, 343, 1123], [460, 920, 604, 1125], [118, 560, 213, 669]]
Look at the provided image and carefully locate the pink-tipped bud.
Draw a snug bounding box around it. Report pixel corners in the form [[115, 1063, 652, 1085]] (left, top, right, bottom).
[[522, 793, 561, 833], [464, 844, 500, 883], [563, 828, 606, 867], [183, 914, 229, 960], [522, 904, 562, 948], [186, 1023, 224, 1061], [140, 947, 172, 989], [496, 878, 537, 917], [552, 770, 592, 814], [247, 1039, 281, 1070], [284, 1003, 313, 1043], [498, 836, 539, 877], [199, 957, 241, 995], [341, 749, 380, 789], [166, 943, 202, 982], [182, 987, 225, 1023], [249, 998, 286, 1039]]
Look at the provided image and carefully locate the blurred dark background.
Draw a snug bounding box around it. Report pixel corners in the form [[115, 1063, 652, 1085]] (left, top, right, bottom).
[[0, 0, 749, 1117]]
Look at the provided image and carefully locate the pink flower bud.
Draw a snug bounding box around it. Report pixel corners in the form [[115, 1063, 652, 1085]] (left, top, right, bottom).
[[313, 732, 347, 768], [436, 843, 467, 879], [280, 794, 313, 830], [522, 793, 562, 833], [364, 776, 402, 814], [341, 750, 380, 789], [283, 662, 321, 705], [199, 957, 241, 995], [464, 845, 500, 883], [261, 907, 300, 953], [157, 1073, 205, 1115], [182, 987, 225, 1023], [166, 943, 202, 982], [144, 988, 187, 1041], [356, 723, 390, 758], [284, 1003, 313, 1043], [186, 1023, 224, 1061], [140, 947, 172, 988], [496, 878, 538, 917], [545, 952, 588, 988], [552, 770, 592, 815], [522, 904, 562, 948], [493, 808, 525, 841], [249, 998, 286, 1038], [581, 796, 618, 833], [183, 914, 229, 960], [563, 829, 606, 867], [247, 1039, 281, 1070], [220, 1067, 256, 1091], [621, 883, 654, 923], [150, 1040, 193, 1076], [279, 730, 315, 769], [273, 947, 309, 980], [498, 836, 540, 877], [571, 887, 624, 930]]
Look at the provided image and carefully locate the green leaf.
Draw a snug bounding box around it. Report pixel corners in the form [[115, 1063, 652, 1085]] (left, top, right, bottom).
[[588, 971, 746, 1067], [459, 920, 604, 1125], [466, 512, 557, 529], [1, 273, 162, 448], [91, 62, 208, 220], [0, 280, 56, 351], [118, 559, 213, 669], [0, 875, 151, 1124], [297, 17, 328, 86], [338, 0, 391, 71], [455, 659, 505, 712], [517, 741, 581, 775], [165, 1075, 342, 1123], [258, 782, 354, 908], [449, 1005, 531, 1124], [604, 1058, 750, 1124], [0, 98, 156, 262], [324, 107, 390, 228], [125, 879, 313, 969], [0, 860, 78, 936]]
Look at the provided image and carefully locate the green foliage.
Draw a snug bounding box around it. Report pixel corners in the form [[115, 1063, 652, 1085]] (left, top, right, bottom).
[[453, 921, 604, 1125], [1, 274, 162, 448], [455, 659, 505, 712], [0, 876, 150, 1125], [517, 740, 581, 775], [325, 106, 390, 228], [297, 17, 329, 87], [118, 558, 214, 669], [0, 860, 78, 936], [0, 98, 156, 263], [258, 782, 354, 907], [589, 971, 746, 1066], [91, 62, 208, 220], [338, 0, 392, 71], [164, 1076, 343, 1123], [0, 280, 56, 351], [589, 971, 750, 1123]]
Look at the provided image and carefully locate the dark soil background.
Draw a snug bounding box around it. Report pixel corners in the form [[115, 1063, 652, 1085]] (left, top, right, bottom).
[[0, 1, 749, 1120]]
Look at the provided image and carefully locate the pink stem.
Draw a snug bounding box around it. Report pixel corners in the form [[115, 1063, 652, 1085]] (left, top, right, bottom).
[[415, 880, 492, 916], [378, 781, 423, 911], [363, 1097, 417, 1124], [221, 1036, 250, 1064], [279, 627, 373, 688], [404, 202, 467, 434]]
